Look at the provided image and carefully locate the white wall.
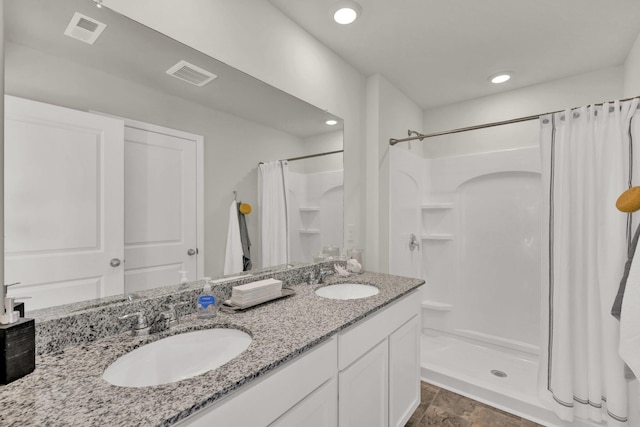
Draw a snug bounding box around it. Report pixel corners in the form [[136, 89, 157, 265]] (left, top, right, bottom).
[[102, 0, 367, 268], [624, 33, 640, 97], [422, 66, 625, 158], [5, 42, 320, 278], [366, 74, 423, 272]]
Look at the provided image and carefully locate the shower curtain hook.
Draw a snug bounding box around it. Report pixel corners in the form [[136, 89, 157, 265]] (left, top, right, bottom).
[[233, 190, 237, 201]]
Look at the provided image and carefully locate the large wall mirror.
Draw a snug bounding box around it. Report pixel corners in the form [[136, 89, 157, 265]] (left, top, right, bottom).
[[4, 0, 344, 310]]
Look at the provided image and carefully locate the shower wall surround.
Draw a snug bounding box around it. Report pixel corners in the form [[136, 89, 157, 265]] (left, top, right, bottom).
[[390, 146, 541, 354]]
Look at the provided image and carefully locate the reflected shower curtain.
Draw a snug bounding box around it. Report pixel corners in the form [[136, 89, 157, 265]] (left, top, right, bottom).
[[258, 160, 289, 268], [539, 99, 639, 426]]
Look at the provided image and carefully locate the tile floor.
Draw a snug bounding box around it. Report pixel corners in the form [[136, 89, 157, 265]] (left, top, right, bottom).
[[406, 382, 543, 427]]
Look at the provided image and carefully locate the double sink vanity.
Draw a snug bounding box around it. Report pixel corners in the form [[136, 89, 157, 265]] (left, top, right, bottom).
[[0, 263, 424, 426]]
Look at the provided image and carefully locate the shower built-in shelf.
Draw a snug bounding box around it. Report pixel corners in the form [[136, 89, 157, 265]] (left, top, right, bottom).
[[422, 234, 454, 240], [299, 207, 320, 212], [421, 203, 453, 210], [299, 228, 320, 234], [421, 300, 453, 311]]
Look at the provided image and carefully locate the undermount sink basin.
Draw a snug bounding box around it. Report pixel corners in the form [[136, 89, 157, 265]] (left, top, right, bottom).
[[103, 328, 252, 387], [315, 283, 379, 300]]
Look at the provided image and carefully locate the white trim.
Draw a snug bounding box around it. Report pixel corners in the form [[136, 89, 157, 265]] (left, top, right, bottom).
[[90, 112, 205, 280]]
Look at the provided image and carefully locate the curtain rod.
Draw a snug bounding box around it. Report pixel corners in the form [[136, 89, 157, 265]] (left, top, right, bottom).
[[389, 95, 640, 146], [258, 149, 343, 165]]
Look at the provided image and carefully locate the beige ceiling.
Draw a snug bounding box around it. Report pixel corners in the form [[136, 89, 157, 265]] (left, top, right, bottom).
[[269, 0, 640, 109]]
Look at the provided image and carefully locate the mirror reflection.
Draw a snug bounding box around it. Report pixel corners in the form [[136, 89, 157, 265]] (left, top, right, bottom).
[[287, 150, 344, 264], [4, 0, 343, 310]]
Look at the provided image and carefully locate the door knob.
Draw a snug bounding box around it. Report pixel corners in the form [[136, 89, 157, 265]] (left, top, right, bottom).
[[187, 248, 197, 256], [110, 258, 121, 267]]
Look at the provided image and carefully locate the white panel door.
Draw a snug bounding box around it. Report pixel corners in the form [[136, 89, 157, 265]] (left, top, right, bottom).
[[338, 339, 388, 427], [389, 147, 422, 278], [4, 95, 125, 309], [123, 125, 198, 292], [388, 315, 420, 427]]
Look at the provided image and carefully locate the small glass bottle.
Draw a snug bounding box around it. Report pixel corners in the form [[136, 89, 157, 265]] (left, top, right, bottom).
[[197, 283, 217, 319]]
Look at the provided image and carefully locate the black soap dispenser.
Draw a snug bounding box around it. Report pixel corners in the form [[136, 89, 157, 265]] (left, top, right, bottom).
[[0, 283, 35, 384]]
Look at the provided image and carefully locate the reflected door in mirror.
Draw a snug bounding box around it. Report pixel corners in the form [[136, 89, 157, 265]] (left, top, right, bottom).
[[123, 123, 200, 292], [4, 96, 125, 309]]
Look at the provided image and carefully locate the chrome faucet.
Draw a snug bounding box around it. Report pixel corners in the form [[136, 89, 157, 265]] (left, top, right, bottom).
[[157, 303, 181, 330], [118, 302, 187, 336], [120, 303, 185, 336], [119, 311, 151, 336], [318, 269, 335, 284]]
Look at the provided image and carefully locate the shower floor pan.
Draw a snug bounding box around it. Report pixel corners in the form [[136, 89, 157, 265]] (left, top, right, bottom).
[[420, 331, 601, 427]]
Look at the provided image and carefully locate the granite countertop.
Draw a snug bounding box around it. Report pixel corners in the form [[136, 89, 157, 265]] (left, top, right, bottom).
[[0, 271, 423, 427]]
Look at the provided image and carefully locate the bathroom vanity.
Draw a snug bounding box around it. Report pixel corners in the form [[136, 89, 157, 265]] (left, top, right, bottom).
[[0, 266, 423, 426]]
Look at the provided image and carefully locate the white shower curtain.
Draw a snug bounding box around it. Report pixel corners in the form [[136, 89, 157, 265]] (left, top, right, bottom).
[[539, 99, 639, 426], [258, 160, 290, 268]]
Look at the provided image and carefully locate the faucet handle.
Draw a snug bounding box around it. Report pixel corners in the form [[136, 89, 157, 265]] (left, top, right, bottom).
[[160, 302, 188, 326], [161, 303, 180, 325], [119, 311, 149, 332], [306, 271, 318, 285]]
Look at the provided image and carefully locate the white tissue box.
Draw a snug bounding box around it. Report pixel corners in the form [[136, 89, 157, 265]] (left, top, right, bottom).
[[230, 278, 282, 305]]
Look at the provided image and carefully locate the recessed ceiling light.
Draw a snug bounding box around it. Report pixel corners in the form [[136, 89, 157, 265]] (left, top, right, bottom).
[[333, 1, 362, 25], [490, 73, 512, 84], [325, 119, 338, 126]]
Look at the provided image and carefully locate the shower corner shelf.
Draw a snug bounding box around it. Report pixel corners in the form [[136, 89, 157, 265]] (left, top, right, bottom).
[[299, 228, 320, 234], [421, 203, 453, 210], [421, 300, 453, 311], [299, 207, 320, 212], [422, 233, 454, 240]]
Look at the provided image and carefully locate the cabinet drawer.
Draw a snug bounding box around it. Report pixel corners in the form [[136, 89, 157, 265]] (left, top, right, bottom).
[[338, 289, 420, 370], [270, 378, 338, 427]]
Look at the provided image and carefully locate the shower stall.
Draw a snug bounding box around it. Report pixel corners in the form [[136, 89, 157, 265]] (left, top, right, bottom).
[[389, 145, 602, 426]]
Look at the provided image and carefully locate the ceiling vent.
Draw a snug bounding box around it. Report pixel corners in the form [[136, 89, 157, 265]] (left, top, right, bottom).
[[64, 12, 107, 45], [166, 60, 217, 87]]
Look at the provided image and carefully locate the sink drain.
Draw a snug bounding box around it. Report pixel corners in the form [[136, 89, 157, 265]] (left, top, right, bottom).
[[491, 370, 507, 378]]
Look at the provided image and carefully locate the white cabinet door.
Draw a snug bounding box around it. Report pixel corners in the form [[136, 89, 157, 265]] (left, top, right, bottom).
[[4, 96, 125, 309], [389, 315, 420, 427], [339, 339, 388, 427], [270, 378, 338, 427], [123, 124, 199, 292]]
